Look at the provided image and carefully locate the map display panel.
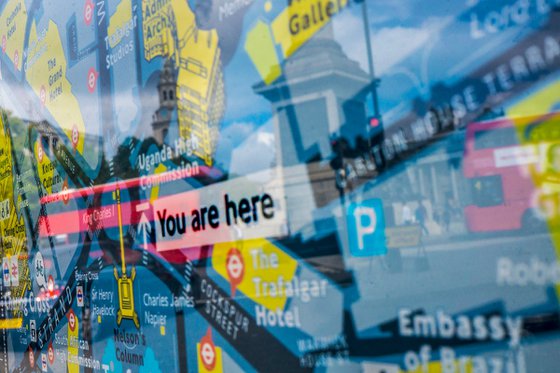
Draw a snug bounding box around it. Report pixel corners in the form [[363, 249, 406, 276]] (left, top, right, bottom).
[[0, 0, 559, 372]]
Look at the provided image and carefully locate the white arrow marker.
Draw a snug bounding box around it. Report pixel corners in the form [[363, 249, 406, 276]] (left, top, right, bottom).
[[138, 213, 151, 249], [136, 202, 151, 249]]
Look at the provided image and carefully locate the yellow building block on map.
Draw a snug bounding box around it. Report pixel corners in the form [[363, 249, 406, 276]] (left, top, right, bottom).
[[213, 239, 298, 311], [244, 20, 282, 85], [108, 0, 133, 49], [405, 358, 473, 373], [142, 0, 195, 61], [506, 79, 560, 299], [0, 0, 27, 71], [67, 309, 79, 373], [35, 140, 55, 194], [507, 80, 560, 118], [25, 21, 85, 154], [177, 27, 224, 166], [271, 0, 349, 58]]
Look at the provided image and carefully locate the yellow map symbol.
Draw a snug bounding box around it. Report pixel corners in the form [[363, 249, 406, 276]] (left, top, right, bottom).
[[25, 21, 86, 154], [245, 0, 350, 85], [213, 238, 298, 311], [507, 79, 560, 299], [0, 0, 27, 71], [141, 0, 225, 166]]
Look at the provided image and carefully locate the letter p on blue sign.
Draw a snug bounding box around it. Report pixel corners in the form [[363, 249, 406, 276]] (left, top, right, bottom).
[[347, 199, 386, 257]]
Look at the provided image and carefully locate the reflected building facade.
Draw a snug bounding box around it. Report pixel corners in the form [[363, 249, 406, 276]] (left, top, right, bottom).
[[152, 59, 178, 145]]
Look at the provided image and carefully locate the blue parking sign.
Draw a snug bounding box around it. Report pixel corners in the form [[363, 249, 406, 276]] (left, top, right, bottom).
[[347, 199, 387, 257]]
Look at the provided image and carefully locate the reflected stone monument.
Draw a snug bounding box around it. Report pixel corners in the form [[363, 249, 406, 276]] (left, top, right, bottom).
[[254, 25, 370, 236]]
